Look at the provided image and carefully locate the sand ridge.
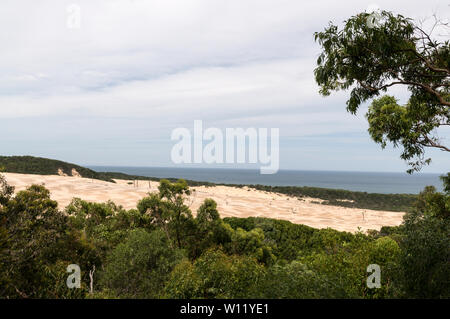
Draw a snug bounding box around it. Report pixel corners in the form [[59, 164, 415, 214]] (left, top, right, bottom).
[[2, 173, 405, 233]]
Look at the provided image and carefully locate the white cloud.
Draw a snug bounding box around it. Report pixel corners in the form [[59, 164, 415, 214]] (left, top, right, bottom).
[[0, 0, 448, 171], [0, 57, 358, 136]]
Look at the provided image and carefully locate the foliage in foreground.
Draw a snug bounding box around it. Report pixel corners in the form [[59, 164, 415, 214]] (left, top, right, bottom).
[[314, 10, 449, 172], [0, 174, 448, 299]]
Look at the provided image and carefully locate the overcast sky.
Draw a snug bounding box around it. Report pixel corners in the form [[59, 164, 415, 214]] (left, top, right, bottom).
[[0, 0, 448, 173]]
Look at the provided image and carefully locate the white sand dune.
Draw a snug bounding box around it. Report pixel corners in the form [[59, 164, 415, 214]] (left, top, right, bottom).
[[3, 173, 405, 233]]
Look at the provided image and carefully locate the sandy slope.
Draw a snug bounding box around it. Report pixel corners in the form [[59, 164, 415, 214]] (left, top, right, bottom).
[[2, 173, 405, 233]]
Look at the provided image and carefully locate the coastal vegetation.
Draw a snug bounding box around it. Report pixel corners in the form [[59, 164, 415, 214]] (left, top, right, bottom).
[[232, 184, 417, 212], [0, 155, 214, 186], [0, 9, 448, 300], [0, 175, 448, 299], [0, 155, 419, 212], [0, 156, 116, 183]]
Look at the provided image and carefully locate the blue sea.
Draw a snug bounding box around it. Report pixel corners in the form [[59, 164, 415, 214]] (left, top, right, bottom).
[[88, 166, 445, 194]]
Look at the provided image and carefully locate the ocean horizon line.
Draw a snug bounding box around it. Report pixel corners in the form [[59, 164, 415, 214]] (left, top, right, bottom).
[[86, 165, 444, 176], [87, 165, 445, 194]]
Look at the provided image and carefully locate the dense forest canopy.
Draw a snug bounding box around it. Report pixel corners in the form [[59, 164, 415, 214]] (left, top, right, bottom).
[[0, 175, 448, 298]]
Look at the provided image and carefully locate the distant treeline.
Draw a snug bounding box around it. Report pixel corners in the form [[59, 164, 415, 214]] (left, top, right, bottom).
[[100, 171, 216, 187], [0, 155, 416, 212], [227, 184, 417, 212], [0, 156, 215, 186], [0, 156, 116, 182]]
